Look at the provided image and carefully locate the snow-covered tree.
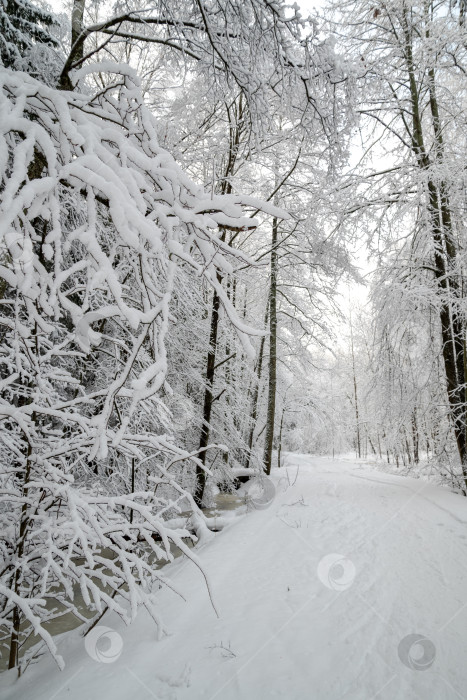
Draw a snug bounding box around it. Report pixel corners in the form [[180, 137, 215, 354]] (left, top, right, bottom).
[[0, 0, 355, 675], [326, 0, 467, 481], [0, 0, 58, 70], [0, 60, 287, 671]]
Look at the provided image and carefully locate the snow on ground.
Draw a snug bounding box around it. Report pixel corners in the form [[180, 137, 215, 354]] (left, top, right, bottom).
[[333, 451, 465, 493], [3, 454, 467, 700]]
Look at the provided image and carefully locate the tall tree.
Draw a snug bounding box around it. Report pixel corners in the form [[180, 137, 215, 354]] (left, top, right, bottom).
[[331, 0, 467, 482]]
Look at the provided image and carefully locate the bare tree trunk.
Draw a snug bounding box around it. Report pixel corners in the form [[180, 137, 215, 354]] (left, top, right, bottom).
[[130, 457, 135, 524], [263, 217, 278, 475], [60, 0, 86, 90], [277, 405, 286, 470], [405, 435, 413, 465], [245, 301, 269, 469], [193, 96, 245, 505], [194, 282, 221, 507], [412, 410, 419, 464], [349, 308, 361, 459], [8, 440, 33, 670]]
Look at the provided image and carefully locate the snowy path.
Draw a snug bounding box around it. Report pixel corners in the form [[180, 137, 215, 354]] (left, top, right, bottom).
[[4, 455, 467, 700]]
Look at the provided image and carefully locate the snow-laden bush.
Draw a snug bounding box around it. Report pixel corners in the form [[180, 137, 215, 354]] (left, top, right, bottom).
[[0, 62, 282, 671]]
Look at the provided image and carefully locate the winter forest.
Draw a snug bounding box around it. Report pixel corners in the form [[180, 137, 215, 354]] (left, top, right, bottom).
[[2, 0, 467, 698]]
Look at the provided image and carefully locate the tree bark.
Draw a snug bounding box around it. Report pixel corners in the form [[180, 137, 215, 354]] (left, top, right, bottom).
[[349, 307, 361, 459], [263, 217, 278, 475], [194, 281, 221, 507], [60, 0, 86, 90], [244, 301, 269, 469]]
